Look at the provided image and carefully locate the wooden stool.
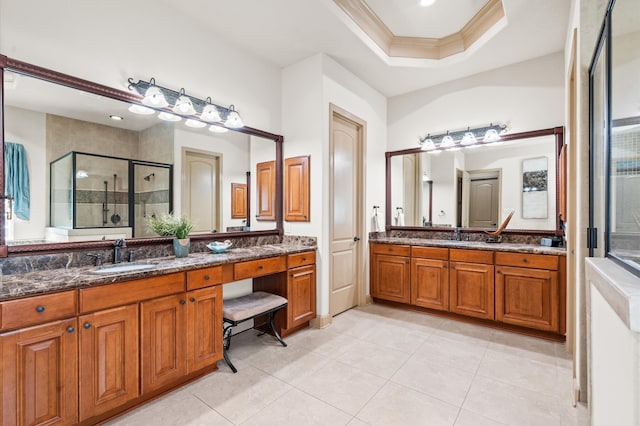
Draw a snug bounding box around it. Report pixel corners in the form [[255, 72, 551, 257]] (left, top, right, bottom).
[[222, 291, 288, 373]]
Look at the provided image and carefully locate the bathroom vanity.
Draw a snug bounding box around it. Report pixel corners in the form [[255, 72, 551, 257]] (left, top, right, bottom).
[[0, 244, 316, 426], [370, 239, 566, 340]]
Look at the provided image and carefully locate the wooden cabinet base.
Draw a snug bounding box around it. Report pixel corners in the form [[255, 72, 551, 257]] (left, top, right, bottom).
[[372, 298, 566, 342]]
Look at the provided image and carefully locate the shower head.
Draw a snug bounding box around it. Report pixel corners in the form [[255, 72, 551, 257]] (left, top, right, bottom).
[[143, 173, 155, 181]]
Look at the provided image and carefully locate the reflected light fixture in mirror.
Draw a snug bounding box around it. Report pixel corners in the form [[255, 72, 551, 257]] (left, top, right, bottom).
[[158, 112, 181, 122], [185, 119, 207, 128], [209, 125, 229, 133], [128, 104, 155, 115]]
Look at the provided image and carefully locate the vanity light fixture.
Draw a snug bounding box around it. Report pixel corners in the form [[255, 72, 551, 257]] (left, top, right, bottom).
[[185, 119, 207, 128], [201, 97, 222, 122], [141, 78, 169, 108], [172, 88, 197, 116], [127, 77, 245, 130], [418, 123, 507, 150], [225, 105, 244, 128], [209, 125, 229, 133], [158, 112, 181, 122]]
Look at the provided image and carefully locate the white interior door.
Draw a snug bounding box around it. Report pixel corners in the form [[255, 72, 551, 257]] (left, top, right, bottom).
[[330, 107, 363, 317], [182, 150, 219, 234]]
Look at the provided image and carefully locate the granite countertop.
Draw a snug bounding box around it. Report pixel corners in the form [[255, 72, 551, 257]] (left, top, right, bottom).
[[0, 243, 317, 301], [370, 237, 566, 256]]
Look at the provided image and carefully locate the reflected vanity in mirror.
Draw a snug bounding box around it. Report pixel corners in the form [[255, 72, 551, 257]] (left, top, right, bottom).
[[0, 55, 283, 254], [386, 127, 565, 233]]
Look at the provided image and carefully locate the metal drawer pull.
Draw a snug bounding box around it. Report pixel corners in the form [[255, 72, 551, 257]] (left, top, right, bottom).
[[204, 275, 210, 281], [84, 322, 91, 329], [180, 300, 186, 305], [36, 306, 45, 313], [67, 326, 75, 333], [190, 297, 196, 302]]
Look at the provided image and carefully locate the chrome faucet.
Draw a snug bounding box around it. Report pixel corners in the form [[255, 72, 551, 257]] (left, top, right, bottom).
[[450, 227, 462, 241], [113, 238, 126, 264]]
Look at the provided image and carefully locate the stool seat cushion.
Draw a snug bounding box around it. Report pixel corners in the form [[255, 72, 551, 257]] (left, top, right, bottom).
[[223, 291, 287, 322]]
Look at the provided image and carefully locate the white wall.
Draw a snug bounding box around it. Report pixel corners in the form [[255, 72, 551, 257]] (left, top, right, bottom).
[[4, 106, 46, 241], [388, 52, 565, 152], [0, 0, 282, 134], [282, 54, 387, 317]]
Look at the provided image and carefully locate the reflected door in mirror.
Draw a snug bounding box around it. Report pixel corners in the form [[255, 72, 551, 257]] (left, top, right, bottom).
[[182, 151, 219, 233]]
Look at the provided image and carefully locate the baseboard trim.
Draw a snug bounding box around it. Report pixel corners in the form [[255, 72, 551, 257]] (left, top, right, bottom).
[[310, 314, 332, 329]]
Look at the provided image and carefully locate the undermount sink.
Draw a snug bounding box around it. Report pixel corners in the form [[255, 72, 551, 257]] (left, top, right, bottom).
[[90, 263, 157, 274]]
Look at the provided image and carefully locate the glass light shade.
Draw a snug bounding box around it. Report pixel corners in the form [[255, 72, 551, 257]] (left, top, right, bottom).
[[172, 95, 196, 116], [460, 131, 477, 146], [201, 104, 222, 122], [75, 170, 89, 179], [225, 106, 244, 128], [484, 128, 501, 142], [209, 125, 229, 133], [142, 86, 168, 108], [440, 134, 455, 148], [185, 119, 206, 128], [128, 104, 155, 115], [158, 112, 181, 122], [421, 138, 436, 150]]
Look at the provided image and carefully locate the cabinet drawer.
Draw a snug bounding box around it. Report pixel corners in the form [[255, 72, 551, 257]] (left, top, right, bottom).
[[495, 252, 559, 270], [234, 256, 287, 280], [450, 248, 494, 264], [187, 266, 223, 290], [371, 243, 411, 257], [411, 246, 448, 260], [288, 251, 315, 269], [79, 272, 185, 313], [0, 290, 77, 331]]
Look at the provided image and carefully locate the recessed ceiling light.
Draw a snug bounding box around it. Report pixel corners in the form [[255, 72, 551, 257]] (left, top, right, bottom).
[[109, 115, 124, 121], [420, 0, 436, 6]]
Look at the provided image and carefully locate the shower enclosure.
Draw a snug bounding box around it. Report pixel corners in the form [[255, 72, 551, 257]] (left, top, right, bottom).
[[50, 152, 172, 238]]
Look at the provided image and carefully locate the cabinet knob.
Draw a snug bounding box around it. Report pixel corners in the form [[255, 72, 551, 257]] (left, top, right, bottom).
[[84, 322, 91, 329], [67, 326, 75, 333], [204, 275, 210, 281], [180, 300, 186, 305], [497, 270, 502, 274], [190, 297, 196, 302], [36, 305, 45, 313], [522, 258, 528, 263], [258, 265, 264, 270], [302, 258, 307, 261]]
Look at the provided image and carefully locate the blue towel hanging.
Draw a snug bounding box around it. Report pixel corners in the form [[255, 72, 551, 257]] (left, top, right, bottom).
[[4, 142, 30, 220]]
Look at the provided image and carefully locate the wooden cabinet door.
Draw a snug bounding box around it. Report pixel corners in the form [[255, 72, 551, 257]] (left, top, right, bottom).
[[411, 258, 449, 311], [256, 160, 276, 221], [187, 286, 223, 373], [1, 318, 78, 426], [450, 262, 495, 320], [288, 265, 316, 328], [231, 183, 247, 219], [496, 266, 559, 332], [141, 294, 187, 393], [79, 304, 139, 421], [284, 155, 310, 221], [371, 254, 411, 303]]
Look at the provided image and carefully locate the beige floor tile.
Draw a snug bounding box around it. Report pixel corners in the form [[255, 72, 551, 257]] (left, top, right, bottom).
[[359, 322, 431, 354], [347, 417, 372, 426], [454, 409, 507, 426], [189, 365, 292, 424], [434, 319, 495, 346], [336, 339, 411, 379], [329, 312, 380, 338], [105, 388, 232, 426], [296, 359, 387, 415], [391, 354, 475, 407], [245, 343, 331, 385], [463, 376, 562, 426], [241, 388, 352, 426], [285, 327, 358, 358], [413, 335, 487, 373], [488, 329, 562, 366], [357, 381, 459, 426], [477, 349, 565, 398], [559, 402, 589, 426]]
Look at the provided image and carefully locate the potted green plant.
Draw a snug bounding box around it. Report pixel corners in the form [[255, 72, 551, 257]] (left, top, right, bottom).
[[147, 212, 194, 258]]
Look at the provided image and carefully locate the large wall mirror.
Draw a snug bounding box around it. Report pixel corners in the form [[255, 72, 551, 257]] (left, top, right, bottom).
[[386, 128, 564, 233], [0, 56, 283, 254]]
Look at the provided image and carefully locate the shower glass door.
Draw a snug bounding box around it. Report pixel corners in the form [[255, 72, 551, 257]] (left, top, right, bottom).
[[132, 162, 172, 237]]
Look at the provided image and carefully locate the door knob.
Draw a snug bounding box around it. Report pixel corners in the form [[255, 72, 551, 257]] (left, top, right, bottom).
[[353, 236, 360, 242]]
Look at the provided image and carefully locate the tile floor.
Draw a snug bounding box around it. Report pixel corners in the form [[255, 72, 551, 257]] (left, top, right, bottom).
[[107, 304, 588, 426]]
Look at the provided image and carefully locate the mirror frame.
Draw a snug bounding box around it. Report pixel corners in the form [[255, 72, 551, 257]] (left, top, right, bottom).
[[0, 54, 284, 257], [385, 126, 565, 235]]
